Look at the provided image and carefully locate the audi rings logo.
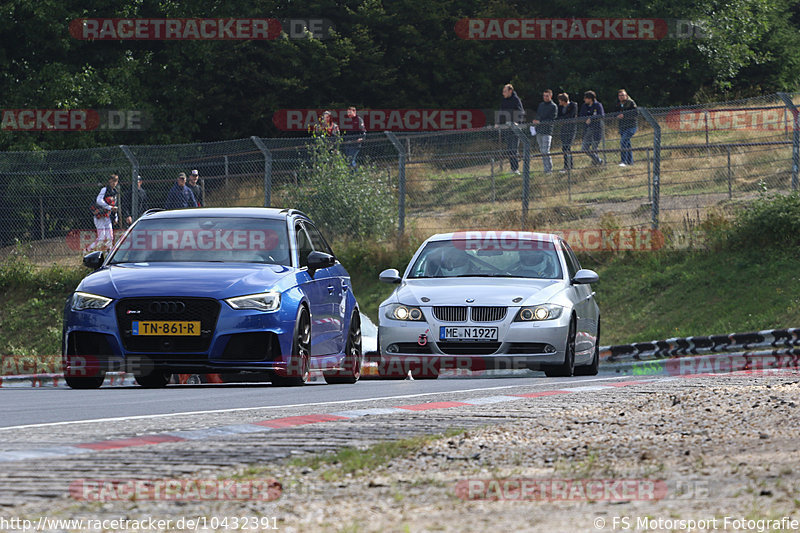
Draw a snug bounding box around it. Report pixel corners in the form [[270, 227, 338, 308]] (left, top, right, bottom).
[[147, 301, 186, 314]]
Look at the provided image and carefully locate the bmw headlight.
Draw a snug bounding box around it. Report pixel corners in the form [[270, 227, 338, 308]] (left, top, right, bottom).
[[385, 304, 425, 321], [71, 291, 112, 310], [514, 304, 564, 321], [225, 291, 281, 311]]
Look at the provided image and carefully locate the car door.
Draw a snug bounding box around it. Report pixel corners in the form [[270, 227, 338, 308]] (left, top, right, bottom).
[[303, 221, 346, 354], [561, 240, 597, 356], [295, 223, 333, 356]]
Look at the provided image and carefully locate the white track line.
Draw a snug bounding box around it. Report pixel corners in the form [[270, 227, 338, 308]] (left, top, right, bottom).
[[0, 375, 641, 432]]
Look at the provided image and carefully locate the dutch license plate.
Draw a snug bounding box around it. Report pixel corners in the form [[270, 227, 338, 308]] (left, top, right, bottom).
[[132, 321, 201, 336], [439, 326, 498, 341]]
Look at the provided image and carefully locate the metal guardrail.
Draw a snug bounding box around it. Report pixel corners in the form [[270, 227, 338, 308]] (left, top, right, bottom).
[[600, 328, 800, 362]]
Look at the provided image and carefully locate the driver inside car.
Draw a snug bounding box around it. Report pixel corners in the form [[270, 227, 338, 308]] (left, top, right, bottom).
[[513, 249, 556, 278]]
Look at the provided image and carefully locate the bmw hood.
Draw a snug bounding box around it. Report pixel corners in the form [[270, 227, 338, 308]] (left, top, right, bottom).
[[77, 263, 295, 299], [392, 278, 565, 307]]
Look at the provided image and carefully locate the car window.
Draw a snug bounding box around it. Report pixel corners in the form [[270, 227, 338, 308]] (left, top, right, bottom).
[[303, 222, 334, 257], [295, 224, 313, 268], [560, 241, 579, 278], [564, 242, 582, 271], [108, 217, 291, 265], [407, 239, 562, 279]]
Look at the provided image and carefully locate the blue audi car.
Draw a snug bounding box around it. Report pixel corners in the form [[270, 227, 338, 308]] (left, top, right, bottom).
[[62, 208, 363, 388]]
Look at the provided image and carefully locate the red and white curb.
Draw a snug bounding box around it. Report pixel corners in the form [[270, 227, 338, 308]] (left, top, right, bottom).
[[1, 369, 792, 464]]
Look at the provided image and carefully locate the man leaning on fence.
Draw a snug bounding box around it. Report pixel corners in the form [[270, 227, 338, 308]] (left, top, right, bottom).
[[532, 89, 558, 174], [615, 89, 638, 166], [498, 84, 525, 174], [187, 169, 203, 206], [164, 172, 197, 210]]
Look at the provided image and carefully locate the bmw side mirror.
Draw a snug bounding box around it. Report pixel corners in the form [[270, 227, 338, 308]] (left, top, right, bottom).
[[307, 251, 335, 277], [83, 251, 104, 270], [379, 268, 402, 284], [572, 268, 599, 284]]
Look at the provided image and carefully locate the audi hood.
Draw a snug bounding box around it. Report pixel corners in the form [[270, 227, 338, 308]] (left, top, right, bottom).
[[76, 263, 295, 299]]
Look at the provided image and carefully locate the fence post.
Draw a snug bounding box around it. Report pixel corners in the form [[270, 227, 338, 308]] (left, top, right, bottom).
[[224, 155, 229, 188], [639, 108, 660, 229], [511, 124, 531, 226], [777, 93, 799, 191], [490, 158, 496, 203], [119, 145, 139, 218], [251, 136, 272, 206], [727, 146, 732, 200], [646, 147, 651, 204], [384, 131, 406, 235]]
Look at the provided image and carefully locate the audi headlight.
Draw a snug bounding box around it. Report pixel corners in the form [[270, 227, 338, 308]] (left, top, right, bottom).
[[71, 292, 112, 310], [514, 304, 564, 321], [225, 291, 281, 311], [385, 304, 425, 321]]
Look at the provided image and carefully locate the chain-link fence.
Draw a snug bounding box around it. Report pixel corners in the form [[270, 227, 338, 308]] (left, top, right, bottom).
[[1, 93, 798, 263]]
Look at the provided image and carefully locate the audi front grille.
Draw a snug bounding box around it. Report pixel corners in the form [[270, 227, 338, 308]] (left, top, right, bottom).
[[115, 297, 220, 352]]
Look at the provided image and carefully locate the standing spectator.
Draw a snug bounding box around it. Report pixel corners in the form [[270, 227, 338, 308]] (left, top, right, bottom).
[[86, 174, 121, 253], [580, 90, 605, 165], [556, 93, 578, 173], [615, 89, 638, 166], [187, 169, 203, 207], [313, 110, 340, 137], [129, 175, 148, 219], [498, 84, 525, 174], [164, 172, 197, 210], [532, 89, 558, 174], [341, 106, 366, 169]]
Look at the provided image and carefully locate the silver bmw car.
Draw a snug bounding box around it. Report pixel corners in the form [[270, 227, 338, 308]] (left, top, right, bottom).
[[377, 231, 600, 379]]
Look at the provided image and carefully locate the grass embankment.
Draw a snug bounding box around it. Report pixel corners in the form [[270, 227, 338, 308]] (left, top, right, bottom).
[[2, 193, 799, 363]]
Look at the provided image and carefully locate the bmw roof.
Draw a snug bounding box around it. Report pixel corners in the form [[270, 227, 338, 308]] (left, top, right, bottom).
[[142, 207, 309, 220]]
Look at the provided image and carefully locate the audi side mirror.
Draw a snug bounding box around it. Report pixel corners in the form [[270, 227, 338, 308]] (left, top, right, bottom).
[[307, 251, 335, 277], [83, 251, 104, 270]]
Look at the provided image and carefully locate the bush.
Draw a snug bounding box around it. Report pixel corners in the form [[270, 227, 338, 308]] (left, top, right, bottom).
[[726, 192, 800, 250], [286, 136, 396, 240]]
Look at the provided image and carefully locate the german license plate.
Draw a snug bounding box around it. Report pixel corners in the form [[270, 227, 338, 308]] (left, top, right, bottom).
[[439, 326, 498, 341], [132, 321, 201, 336]]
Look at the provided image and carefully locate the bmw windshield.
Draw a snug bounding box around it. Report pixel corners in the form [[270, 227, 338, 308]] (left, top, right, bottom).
[[108, 217, 291, 265], [407, 239, 563, 280]]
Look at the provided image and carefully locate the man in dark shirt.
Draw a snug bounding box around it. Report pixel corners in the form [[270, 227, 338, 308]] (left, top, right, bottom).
[[580, 90, 605, 165], [341, 106, 367, 170], [615, 89, 638, 166], [498, 84, 525, 173], [164, 172, 197, 210], [556, 93, 579, 172], [532, 89, 558, 173], [187, 169, 203, 207]]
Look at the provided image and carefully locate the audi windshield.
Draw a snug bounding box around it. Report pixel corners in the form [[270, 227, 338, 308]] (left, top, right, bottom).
[[108, 217, 291, 265]]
